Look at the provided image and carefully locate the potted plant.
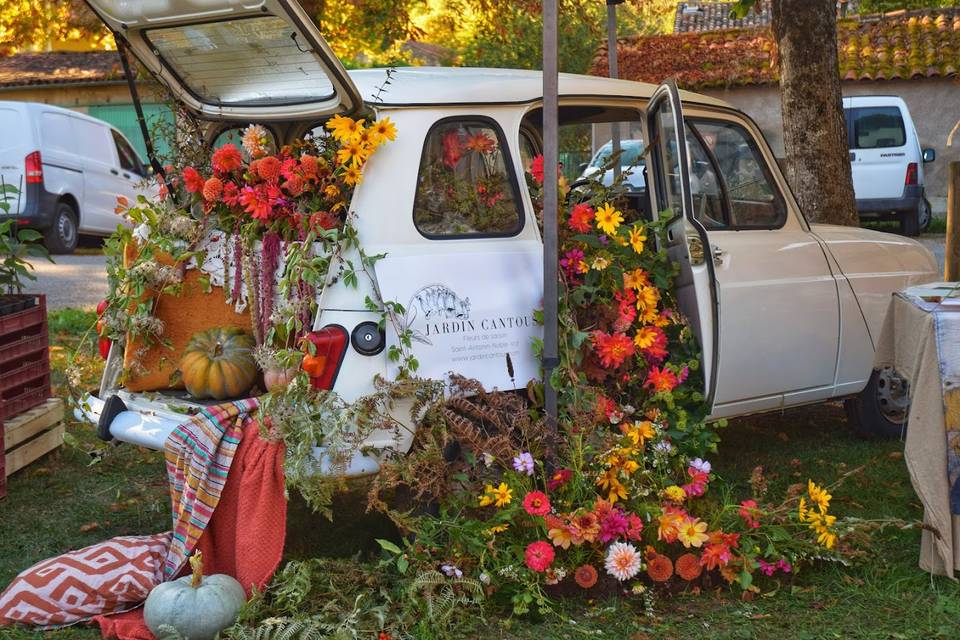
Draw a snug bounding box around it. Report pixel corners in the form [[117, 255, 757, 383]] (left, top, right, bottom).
[[0, 184, 51, 316]]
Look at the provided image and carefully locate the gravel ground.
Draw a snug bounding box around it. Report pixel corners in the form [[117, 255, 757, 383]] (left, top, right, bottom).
[[27, 253, 108, 310], [25, 234, 948, 311]]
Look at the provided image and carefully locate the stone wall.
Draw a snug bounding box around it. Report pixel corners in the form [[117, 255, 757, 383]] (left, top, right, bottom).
[[702, 78, 960, 215]]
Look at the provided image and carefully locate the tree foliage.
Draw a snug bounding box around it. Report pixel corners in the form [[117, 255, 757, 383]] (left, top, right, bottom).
[[0, 0, 110, 55]]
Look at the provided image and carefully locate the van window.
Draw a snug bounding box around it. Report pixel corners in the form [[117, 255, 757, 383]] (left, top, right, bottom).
[[40, 112, 78, 155], [687, 120, 786, 229], [413, 118, 523, 238], [71, 118, 113, 165], [112, 130, 143, 174], [847, 106, 906, 149]]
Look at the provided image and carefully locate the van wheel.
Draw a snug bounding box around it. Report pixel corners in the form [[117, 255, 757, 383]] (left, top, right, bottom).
[[43, 202, 79, 254], [918, 198, 932, 232], [844, 367, 909, 439]]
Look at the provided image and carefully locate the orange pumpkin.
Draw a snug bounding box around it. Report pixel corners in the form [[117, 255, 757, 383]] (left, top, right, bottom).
[[180, 328, 257, 400]]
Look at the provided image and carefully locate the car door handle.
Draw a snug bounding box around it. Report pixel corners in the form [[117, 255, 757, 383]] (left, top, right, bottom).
[[110, 168, 119, 175], [849, 151, 856, 162], [123, 172, 131, 179]]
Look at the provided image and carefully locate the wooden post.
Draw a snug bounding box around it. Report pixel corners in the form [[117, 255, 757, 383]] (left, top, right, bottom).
[[946, 161, 960, 281]]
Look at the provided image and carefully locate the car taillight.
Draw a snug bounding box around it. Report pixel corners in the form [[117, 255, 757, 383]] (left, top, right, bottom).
[[905, 162, 918, 186], [302, 325, 349, 390], [25, 151, 43, 184]]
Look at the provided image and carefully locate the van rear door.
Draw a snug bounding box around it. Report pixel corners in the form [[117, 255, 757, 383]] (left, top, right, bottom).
[[84, 0, 362, 122], [845, 97, 911, 201], [0, 106, 29, 214]]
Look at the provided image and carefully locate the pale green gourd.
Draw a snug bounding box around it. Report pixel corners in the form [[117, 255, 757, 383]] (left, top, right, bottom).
[[144, 552, 246, 640]]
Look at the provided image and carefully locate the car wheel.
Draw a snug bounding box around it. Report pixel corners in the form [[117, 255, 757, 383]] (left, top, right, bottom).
[[844, 366, 909, 439], [43, 202, 79, 254], [918, 197, 932, 232]]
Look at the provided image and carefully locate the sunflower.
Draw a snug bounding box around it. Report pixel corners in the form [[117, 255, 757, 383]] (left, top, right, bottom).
[[628, 225, 647, 254], [370, 117, 397, 143], [326, 114, 365, 142], [336, 140, 369, 167], [342, 165, 363, 186]]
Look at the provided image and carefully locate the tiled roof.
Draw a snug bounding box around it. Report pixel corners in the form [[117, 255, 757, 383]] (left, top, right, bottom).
[[0, 52, 126, 89], [674, 1, 860, 33], [594, 8, 960, 90]]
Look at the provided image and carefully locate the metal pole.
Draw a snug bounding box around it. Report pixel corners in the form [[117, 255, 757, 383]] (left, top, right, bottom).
[[607, 0, 622, 182], [542, 0, 559, 433], [946, 161, 960, 281]]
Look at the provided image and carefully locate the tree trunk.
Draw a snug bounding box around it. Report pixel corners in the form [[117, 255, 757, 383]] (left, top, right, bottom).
[[772, 0, 858, 226]]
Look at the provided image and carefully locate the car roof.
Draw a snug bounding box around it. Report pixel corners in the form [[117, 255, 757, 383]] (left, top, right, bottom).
[[349, 67, 733, 110], [0, 100, 113, 125]]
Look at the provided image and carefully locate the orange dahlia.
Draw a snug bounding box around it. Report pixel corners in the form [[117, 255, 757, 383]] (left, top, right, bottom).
[[574, 564, 599, 589], [646, 553, 673, 582], [675, 553, 703, 581]]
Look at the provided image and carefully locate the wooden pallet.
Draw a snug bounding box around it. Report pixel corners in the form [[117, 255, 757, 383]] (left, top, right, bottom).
[[3, 398, 64, 478]]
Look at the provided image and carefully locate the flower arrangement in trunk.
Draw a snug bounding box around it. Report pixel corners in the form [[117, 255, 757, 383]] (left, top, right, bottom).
[[99, 116, 396, 383]]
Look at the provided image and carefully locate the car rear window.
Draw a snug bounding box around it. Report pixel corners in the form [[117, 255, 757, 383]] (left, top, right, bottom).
[[847, 106, 906, 149], [145, 16, 336, 106], [413, 118, 523, 238]]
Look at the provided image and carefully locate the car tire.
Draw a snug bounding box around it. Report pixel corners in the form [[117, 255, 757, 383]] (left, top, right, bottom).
[[844, 367, 909, 439], [918, 197, 932, 233], [43, 201, 79, 254]]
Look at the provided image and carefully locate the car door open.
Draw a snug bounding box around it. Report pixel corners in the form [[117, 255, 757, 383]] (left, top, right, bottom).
[[84, 0, 362, 123], [645, 80, 719, 406]]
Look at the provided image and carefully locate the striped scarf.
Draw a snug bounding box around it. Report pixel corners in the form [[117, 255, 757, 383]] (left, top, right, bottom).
[[162, 397, 259, 578]]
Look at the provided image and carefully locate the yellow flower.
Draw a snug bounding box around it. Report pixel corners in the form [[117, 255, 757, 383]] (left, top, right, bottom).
[[595, 203, 623, 236], [326, 114, 364, 142], [486, 523, 509, 535], [491, 482, 512, 507], [628, 225, 647, 254], [677, 517, 709, 548], [798, 497, 809, 522], [342, 165, 363, 186], [591, 256, 610, 271], [370, 117, 397, 143], [816, 526, 837, 549], [634, 326, 658, 350], [652, 312, 671, 328], [636, 286, 660, 313], [623, 268, 649, 291], [596, 469, 628, 503], [323, 184, 340, 199], [354, 127, 377, 147], [479, 494, 493, 507], [807, 480, 832, 512], [576, 260, 589, 274], [663, 485, 686, 503], [623, 420, 656, 447], [336, 140, 369, 167]]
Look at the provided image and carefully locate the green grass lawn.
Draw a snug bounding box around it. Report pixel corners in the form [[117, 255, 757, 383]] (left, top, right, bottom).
[[1, 310, 959, 639]]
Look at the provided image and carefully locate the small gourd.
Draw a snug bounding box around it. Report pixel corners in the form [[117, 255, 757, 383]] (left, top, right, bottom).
[[180, 327, 257, 400], [144, 552, 246, 640]]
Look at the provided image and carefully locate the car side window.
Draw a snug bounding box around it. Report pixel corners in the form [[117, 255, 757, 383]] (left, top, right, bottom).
[[112, 130, 142, 174], [686, 124, 728, 229], [413, 118, 523, 238], [688, 120, 786, 229]]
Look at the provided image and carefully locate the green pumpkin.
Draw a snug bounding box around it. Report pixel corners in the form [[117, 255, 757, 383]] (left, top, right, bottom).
[[144, 552, 246, 640], [180, 327, 257, 400]]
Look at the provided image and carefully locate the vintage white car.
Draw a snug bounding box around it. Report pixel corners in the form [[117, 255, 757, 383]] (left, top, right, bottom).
[[79, 0, 937, 473]]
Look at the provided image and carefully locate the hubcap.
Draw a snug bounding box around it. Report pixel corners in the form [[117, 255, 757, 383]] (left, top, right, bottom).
[[875, 366, 909, 424], [919, 200, 931, 229], [59, 211, 76, 246]]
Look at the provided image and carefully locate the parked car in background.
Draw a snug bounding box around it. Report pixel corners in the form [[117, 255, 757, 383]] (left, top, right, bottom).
[[0, 101, 153, 253], [77, 0, 938, 474], [844, 95, 934, 236], [578, 139, 646, 191]]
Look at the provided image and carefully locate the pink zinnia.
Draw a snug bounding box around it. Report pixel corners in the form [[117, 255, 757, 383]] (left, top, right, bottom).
[[547, 469, 572, 491], [523, 491, 551, 517], [598, 508, 629, 543], [524, 541, 555, 573], [738, 499, 762, 529], [239, 184, 274, 220], [531, 154, 545, 184]]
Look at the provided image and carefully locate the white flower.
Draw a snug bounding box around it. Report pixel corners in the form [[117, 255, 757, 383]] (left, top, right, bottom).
[[653, 440, 673, 455], [440, 564, 462, 578], [482, 452, 495, 467], [604, 542, 643, 582], [689, 458, 711, 474], [512, 452, 535, 476]]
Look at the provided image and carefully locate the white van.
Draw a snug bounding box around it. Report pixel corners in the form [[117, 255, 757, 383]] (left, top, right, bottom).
[[843, 96, 935, 236], [0, 102, 153, 253]]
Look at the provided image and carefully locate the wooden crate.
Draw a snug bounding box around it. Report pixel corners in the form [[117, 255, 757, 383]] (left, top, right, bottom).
[[3, 398, 64, 480]]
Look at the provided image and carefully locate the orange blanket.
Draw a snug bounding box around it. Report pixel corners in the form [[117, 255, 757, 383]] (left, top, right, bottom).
[[94, 420, 286, 640]]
